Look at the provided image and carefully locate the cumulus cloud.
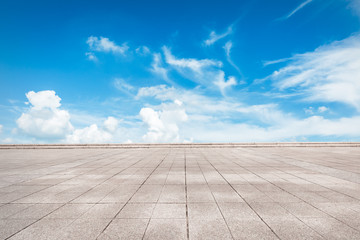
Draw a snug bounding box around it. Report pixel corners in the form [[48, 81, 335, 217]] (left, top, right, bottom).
[[267, 34, 360, 111], [25, 90, 61, 110], [139, 101, 188, 143], [104, 116, 119, 132], [204, 25, 233, 46], [66, 124, 112, 143], [16, 91, 74, 139], [66, 116, 119, 143], [15, 91, 122, 143]]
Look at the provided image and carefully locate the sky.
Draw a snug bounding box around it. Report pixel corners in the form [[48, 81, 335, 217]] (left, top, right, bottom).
[[1, 0, 360, 143]]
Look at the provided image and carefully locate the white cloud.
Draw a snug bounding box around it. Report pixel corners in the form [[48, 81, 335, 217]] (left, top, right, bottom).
[[163, 47, 232, 91], [305, 106, 329, 115], [66, 124, 112, 143], [136, 46, 151, 55], [16, 91, 74, 139], [139, 101, 188, 143], [137, 84, 360, 142], [26, 90, 61, 110], [66, 116, 119, 143], [15, 91, 122, 143], [267, 34, 360, 111], [214, 72, 237, 95], [150, 53, 172, 84], [183, 115, 360, 142], [348, 0, 360, 17], [0, 124, 2, 134], [104, 116, 119, 132], [223, 41, 242, 75], [263, 57, 292, 67], [86, 36, 129, 55], [136, 85, 241, 114], [318, 106, 329, 113], [204, 25, 233, 46], [280, 0, 313, 20], [304, 106, 314, 115], [1, 138, 13, 144], [85, 52, 98, 62], [113, 78, 135, 95], [163, 46, 222, 72]]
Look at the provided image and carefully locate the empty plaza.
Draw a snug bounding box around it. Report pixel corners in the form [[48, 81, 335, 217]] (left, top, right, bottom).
[[0, 144, 360, 239]]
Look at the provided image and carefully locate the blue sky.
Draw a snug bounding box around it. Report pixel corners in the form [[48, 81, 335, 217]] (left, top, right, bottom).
[[1, 0, 360, 143]]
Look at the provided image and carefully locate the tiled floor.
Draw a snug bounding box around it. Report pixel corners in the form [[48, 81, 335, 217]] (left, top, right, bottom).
[[0, 146, 360, 239]]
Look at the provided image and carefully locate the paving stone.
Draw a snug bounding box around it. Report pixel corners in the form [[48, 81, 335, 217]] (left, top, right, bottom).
[[226, 218, 279, 240], [117, 203, 155, 218], [158, 185, 186, 203], [0, 219, 36, 239], [80, 203, 125, 219], [187, 184, 214, 203], [144, 218, 187, 240], [0, 204, 33, 219], [130, 185, 163, 203], [188, 202, 223, 219], [189, 218, 233, 240], [152, 203, 186, 218], [46, 203, 93, 219], [9, 203, 62, 219], [99, 218, 149, 240], [1, 146, 360, 239]]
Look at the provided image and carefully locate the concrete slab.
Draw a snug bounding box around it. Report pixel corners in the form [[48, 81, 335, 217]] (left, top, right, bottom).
[[0, 145, 360, 239]]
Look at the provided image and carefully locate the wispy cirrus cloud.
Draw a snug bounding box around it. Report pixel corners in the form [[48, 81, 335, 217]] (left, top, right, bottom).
[[266, 34, 360, 111], [204, 25, 233, 46], [348, 0, 360, 17], [87, 36, 129, 55], [214, 72, 237, 96], [150, 53, 173, 85], [113, 78, 135, 96], [223, 41, 243, 77], [85, 52, 98, 62], [162, 46, 237, 93], [262, 57, 292, 66], [163, 46, 222, 72], [136, 46, 151, 55], [86, 36, 129, 61], [163, 46, 237, 93], [278, 0, 313, 20]]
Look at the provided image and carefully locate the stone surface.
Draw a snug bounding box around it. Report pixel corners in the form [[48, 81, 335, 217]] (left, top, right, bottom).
[[0, 145, 359, 239]]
